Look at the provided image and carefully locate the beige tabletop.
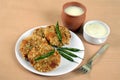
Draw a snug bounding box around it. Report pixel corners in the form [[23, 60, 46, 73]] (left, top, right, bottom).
[[0, 0, 120, 80]]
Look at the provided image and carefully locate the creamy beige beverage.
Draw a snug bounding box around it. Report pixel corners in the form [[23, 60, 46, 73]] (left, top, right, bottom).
[[64, 6, 84, 16], [85, 23, 108, 38]]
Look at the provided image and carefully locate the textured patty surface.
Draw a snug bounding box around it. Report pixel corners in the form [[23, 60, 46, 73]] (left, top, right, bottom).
[[20, 35, 47, 59], [20, 35, 61, 72], [44, 25, 71, 46], [33, 51, 60, 72]]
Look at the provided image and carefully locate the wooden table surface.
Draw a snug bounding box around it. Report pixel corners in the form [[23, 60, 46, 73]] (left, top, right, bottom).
[[0, 0, 120, 80]]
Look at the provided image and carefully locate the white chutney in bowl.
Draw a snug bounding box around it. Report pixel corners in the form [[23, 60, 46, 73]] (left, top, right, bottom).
[[83, 20, 110, 44]]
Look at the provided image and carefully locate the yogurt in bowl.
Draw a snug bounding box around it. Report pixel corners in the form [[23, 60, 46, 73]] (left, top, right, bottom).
[[83, 20, 110, 44]]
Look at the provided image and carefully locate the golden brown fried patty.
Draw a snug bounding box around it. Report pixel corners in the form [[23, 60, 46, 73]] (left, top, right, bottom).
[[27, 42, 61, 72], [20, 35, 47, 59], [33, 50, 60, 72], [44, 25, 71, 46], [33, 28, 44, 38], [44, 25, 62, 46], [27, 42, 54, 64], [20, 34, 61, 72]]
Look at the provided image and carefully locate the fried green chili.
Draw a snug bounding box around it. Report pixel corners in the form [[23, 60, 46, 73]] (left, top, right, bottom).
[[57, 48, 83, 59], [55, 21, 62, 42], [34, 49, 55, 61], [59, 47, 83, 52], [57, 49, 78, 63]]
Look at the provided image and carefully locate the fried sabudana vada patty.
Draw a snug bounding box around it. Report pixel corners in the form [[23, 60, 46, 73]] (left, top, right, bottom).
[[44, 25, 71, 46], [27, 42, 53, 63], [20, 35, 61, 72], [32, 50, 60, 72], [20, 35, 47, 59], [33, 28, 44, 38], [28, 43, 61, 72]]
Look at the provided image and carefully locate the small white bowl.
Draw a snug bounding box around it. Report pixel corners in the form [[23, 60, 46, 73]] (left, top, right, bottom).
[[83, 20, 110, 44]]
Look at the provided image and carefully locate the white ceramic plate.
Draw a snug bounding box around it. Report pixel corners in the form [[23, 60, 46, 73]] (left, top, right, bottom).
[[15, 25, 84, 76]]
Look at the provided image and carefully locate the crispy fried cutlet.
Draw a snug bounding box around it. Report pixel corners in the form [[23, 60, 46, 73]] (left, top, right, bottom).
[[20, 34, 61, 72], [33, 28, 44, 38], [44, 25, 71, 47], [20, 35, 47, 60], [27, 42, 54, 64], [32, 50, 60, 72]]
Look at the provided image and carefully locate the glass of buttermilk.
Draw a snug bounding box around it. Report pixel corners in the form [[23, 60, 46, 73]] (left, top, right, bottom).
[[61, 2, 87, 31]]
